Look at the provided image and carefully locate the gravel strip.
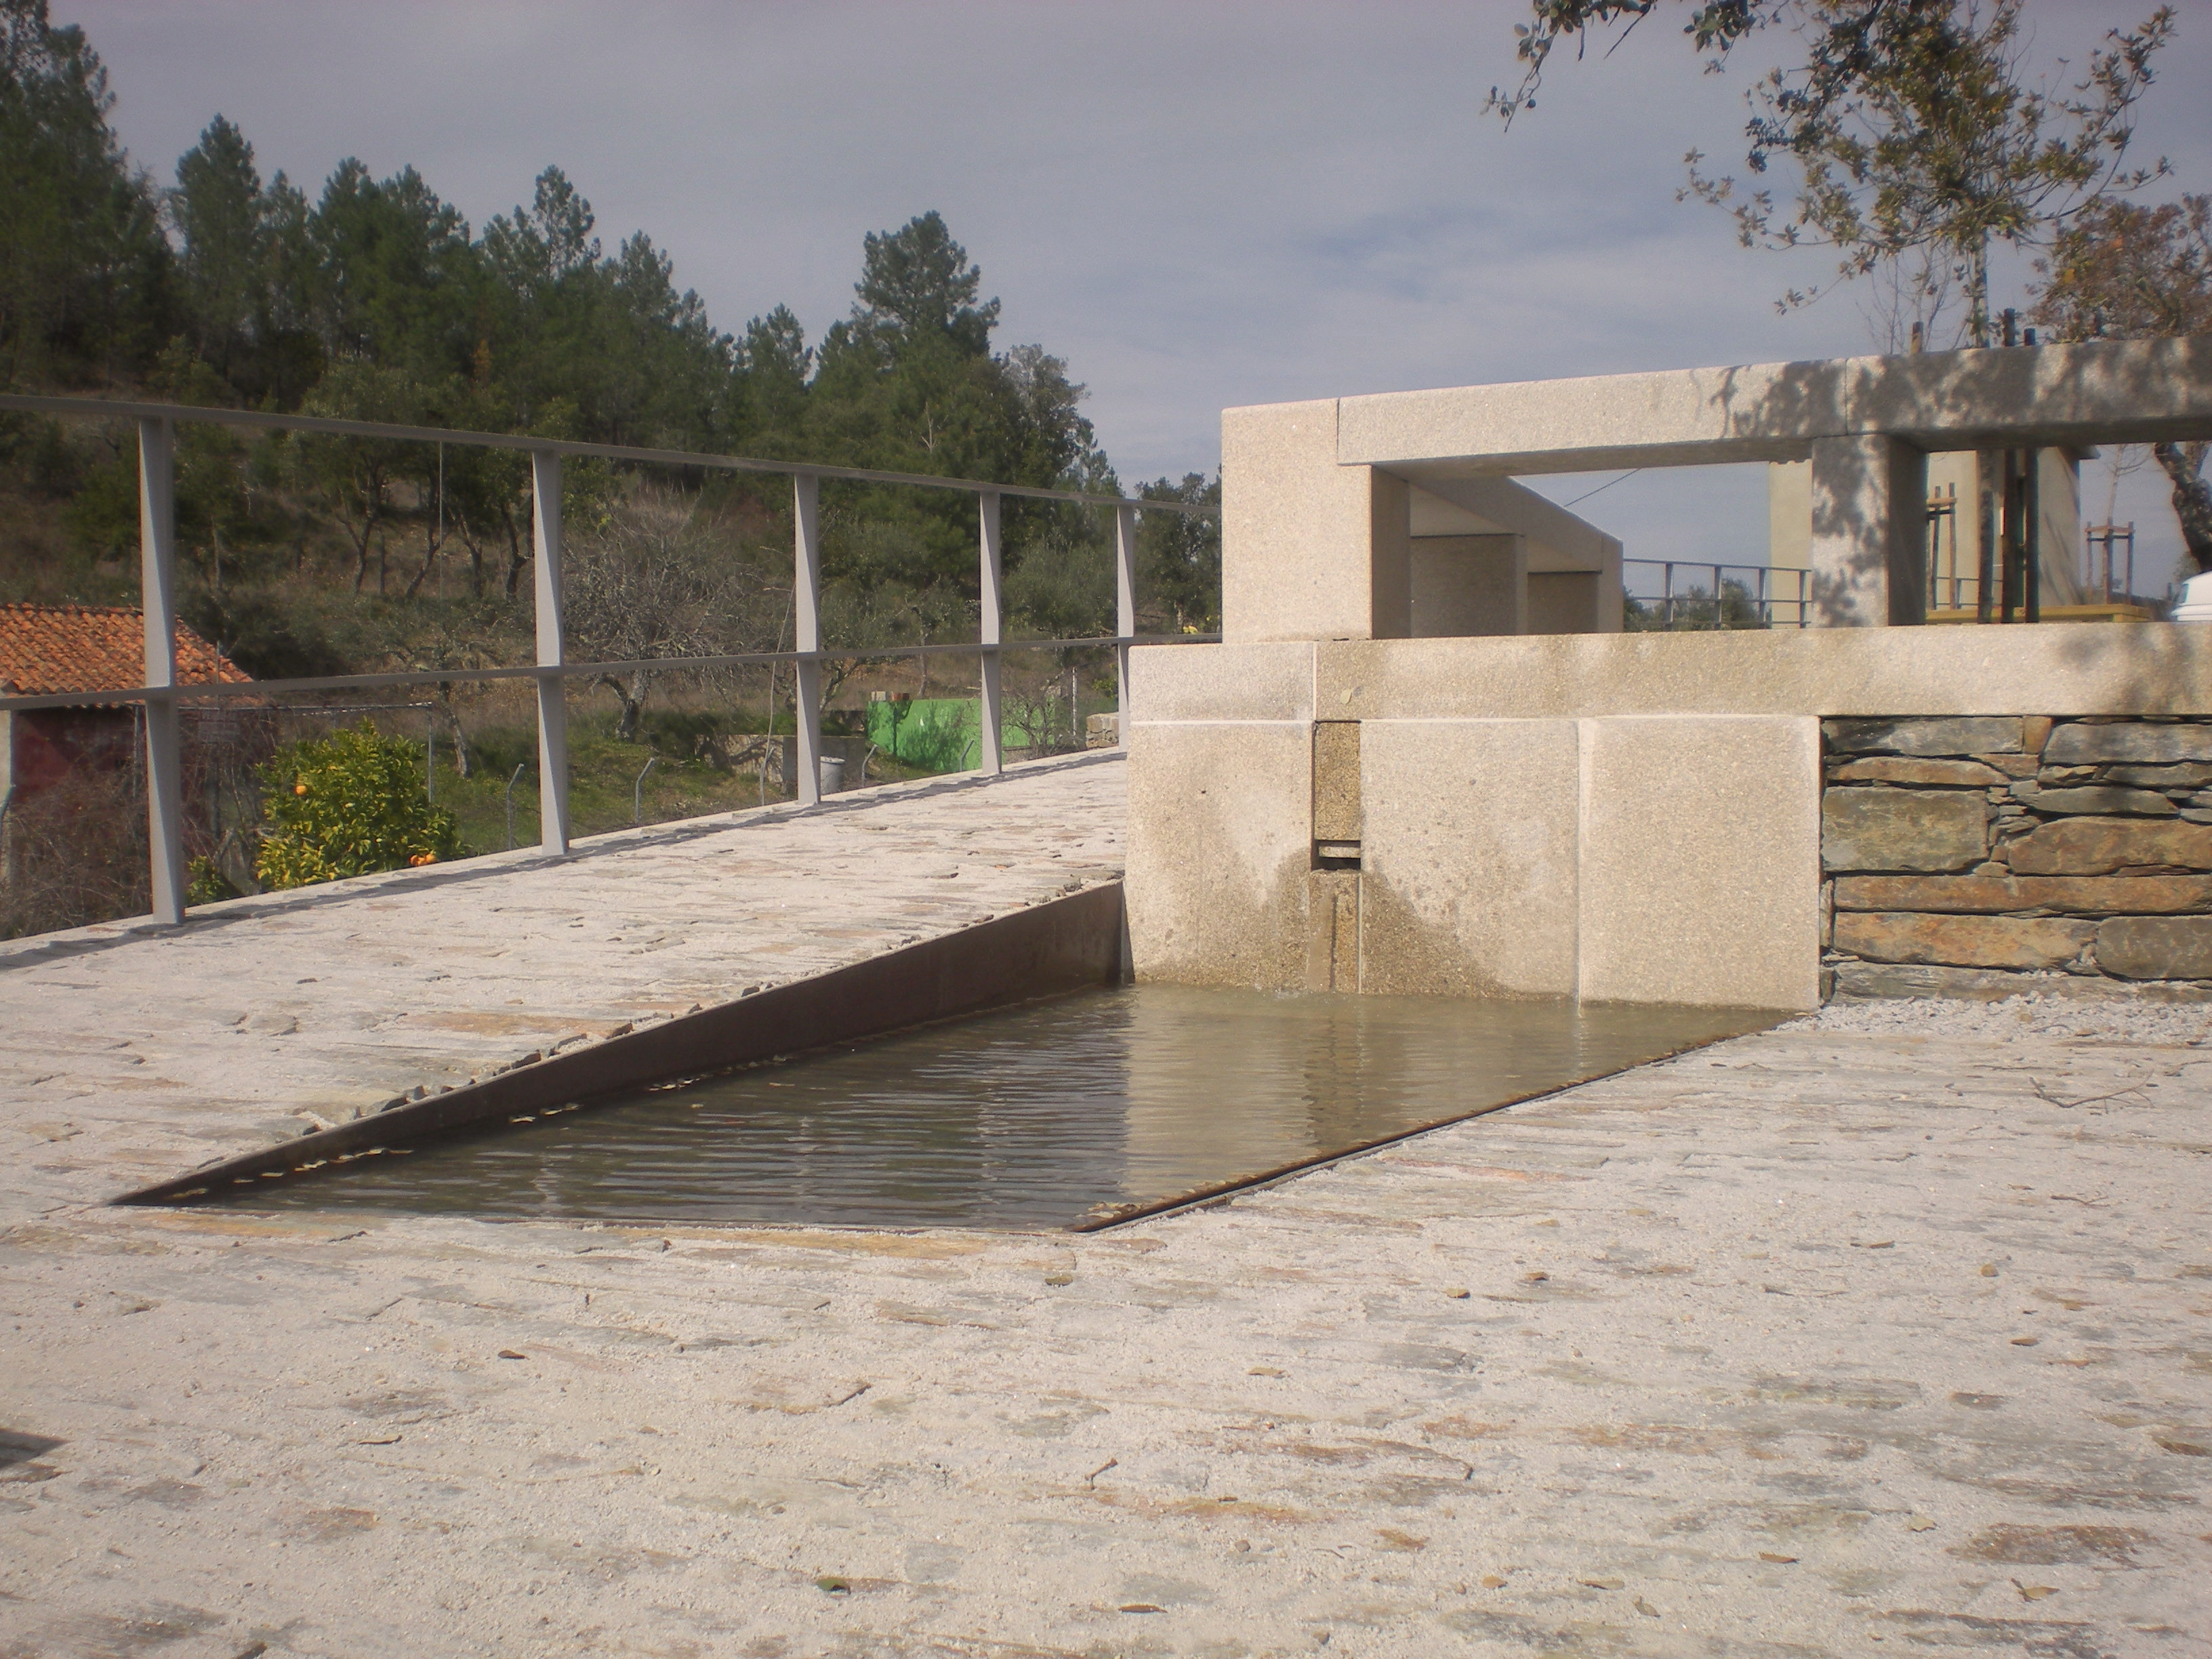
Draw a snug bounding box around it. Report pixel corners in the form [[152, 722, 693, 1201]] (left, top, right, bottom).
[[1792, 989, 2212, 1046]]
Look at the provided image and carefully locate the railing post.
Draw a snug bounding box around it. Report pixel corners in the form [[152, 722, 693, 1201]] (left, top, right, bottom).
[[1113, 504, 1136, 750], [530, 450, 570, 853], [977, 492, 1003, 776], [793, 474, 823, 805], [138, 417, 185, 924]]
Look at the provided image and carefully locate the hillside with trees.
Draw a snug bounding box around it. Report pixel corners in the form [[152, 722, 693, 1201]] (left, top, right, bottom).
[[0, 0, 1217, 678], [0, 0, 1217, 933]]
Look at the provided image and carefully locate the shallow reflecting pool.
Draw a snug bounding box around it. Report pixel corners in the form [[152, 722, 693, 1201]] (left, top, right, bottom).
[[217, 987, 1782, 1231]]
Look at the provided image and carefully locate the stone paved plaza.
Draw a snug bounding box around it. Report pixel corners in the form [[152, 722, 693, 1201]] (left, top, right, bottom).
[[3, 753, 2209, 1658]]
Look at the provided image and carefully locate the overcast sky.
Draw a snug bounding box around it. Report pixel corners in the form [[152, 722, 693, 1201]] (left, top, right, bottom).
[[60, 1, 2212, 586]]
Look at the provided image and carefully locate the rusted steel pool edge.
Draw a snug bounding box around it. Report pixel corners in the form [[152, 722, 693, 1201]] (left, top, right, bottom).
[[115, 880, 1126, 1208]]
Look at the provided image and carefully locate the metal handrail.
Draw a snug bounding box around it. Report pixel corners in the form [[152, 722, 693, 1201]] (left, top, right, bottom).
[[0, 634, 1218, 715], [1621, 558, 1811, 629], [1, 392, 1214, 926], [0, 392, 1214, 516]]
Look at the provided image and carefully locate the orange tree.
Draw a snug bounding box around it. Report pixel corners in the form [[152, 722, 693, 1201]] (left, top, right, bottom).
[[255, 724, 460, 890]]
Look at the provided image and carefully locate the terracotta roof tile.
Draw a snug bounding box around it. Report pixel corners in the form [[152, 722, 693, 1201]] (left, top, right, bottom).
[[0, 603, 252, 697]]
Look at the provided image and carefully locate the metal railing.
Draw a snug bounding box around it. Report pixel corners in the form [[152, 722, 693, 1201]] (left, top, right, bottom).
[[2085, 522, 2138, 608], [0, 392, 1214, 927], [1929, 573, 1982, 612], [1622, 560, 1811, 629]]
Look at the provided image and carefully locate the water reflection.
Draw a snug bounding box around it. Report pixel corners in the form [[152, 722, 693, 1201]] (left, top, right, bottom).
[[218, 986, 1778, 1231]]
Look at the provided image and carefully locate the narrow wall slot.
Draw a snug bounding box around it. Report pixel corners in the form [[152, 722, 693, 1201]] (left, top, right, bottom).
[[1313, 840, 1362, 872], [1311, 720, 1361, 869]]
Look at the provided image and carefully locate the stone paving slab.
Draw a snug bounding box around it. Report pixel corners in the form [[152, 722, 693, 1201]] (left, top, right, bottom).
[[0, 752, 1125, 1221], [2, 998, 2207, 1658], [3, 749, 2209, 1656]]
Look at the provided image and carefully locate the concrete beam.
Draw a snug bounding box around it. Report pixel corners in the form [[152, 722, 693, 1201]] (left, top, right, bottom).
[[1333, 337, 2212, 478], [1408, 475, 1622, 573], [1125, 626, 2212, 728], [1222, 400, 1409, 643]]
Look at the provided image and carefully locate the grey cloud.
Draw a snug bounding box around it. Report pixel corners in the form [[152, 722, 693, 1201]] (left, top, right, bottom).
[[62, 0, 2212, 574]]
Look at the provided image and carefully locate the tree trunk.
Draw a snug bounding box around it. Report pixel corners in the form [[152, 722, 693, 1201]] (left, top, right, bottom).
[[504, 506, 527, 600], [599, 673, 647, 741], [348, 518, 373, 593], [436, 684, 471, 779], [458, 516, 487, 598], [2154, 441, 2212, 574], [403, 512, 444, 600], [211, 825, 264, 898]]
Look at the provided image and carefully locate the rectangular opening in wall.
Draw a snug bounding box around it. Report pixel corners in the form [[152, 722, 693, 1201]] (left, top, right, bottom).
[[1313, 840, 1361, 872]]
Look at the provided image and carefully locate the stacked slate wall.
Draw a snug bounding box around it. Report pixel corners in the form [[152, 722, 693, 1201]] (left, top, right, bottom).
[[1822, 716, 2212, 1000]]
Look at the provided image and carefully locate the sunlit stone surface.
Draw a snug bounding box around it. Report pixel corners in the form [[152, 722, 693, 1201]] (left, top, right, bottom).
[[0, 751, 1126, 1222], [2, 750, 2207, 1655]]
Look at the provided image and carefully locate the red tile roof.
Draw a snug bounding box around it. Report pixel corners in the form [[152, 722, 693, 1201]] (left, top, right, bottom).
[[0, 604, 252, 697]]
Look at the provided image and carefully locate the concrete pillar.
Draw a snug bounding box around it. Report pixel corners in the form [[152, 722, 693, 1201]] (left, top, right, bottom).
[[530, 451, 571, 853], [1808, 434, 1927, 626], [977, 492, 1003, 776], [1410, 534, 1525, 636], [137, 417, 184, 924], [1221, 400, 1410, 642], [1113, 504, 1136, 747], [1527, 571, 1610, 634], [792, 474, 823, 805]]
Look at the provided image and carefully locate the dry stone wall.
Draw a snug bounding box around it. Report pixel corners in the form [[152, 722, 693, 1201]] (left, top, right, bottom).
[[1821, 715, 2212, 1000]]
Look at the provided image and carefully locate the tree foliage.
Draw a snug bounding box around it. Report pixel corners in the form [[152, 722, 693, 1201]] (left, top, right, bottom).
[[560, 484, 783, 738], [1492, 1, 2175, 346], [1, 3, 1213, 748], [1138, 473, 1223, 633], [1489, 0, 2197, 562], [255, 724, 461, 890], [2033, 195, 2212, 573], [0, 0, 170, 386]]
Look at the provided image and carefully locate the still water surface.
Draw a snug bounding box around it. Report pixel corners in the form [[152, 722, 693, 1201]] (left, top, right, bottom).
[[222, 987, 1780, 1230]]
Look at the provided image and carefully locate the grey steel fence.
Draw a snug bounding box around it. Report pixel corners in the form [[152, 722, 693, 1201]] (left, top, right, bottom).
[[0, 392, 1214, 927], [1622, 559, 1811, 629]]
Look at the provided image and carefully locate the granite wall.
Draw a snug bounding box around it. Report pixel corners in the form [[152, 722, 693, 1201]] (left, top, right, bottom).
[[1823, 716, 2212, 999]]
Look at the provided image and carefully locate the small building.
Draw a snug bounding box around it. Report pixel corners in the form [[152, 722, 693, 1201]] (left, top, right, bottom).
[[0, 604, 264, 922]]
